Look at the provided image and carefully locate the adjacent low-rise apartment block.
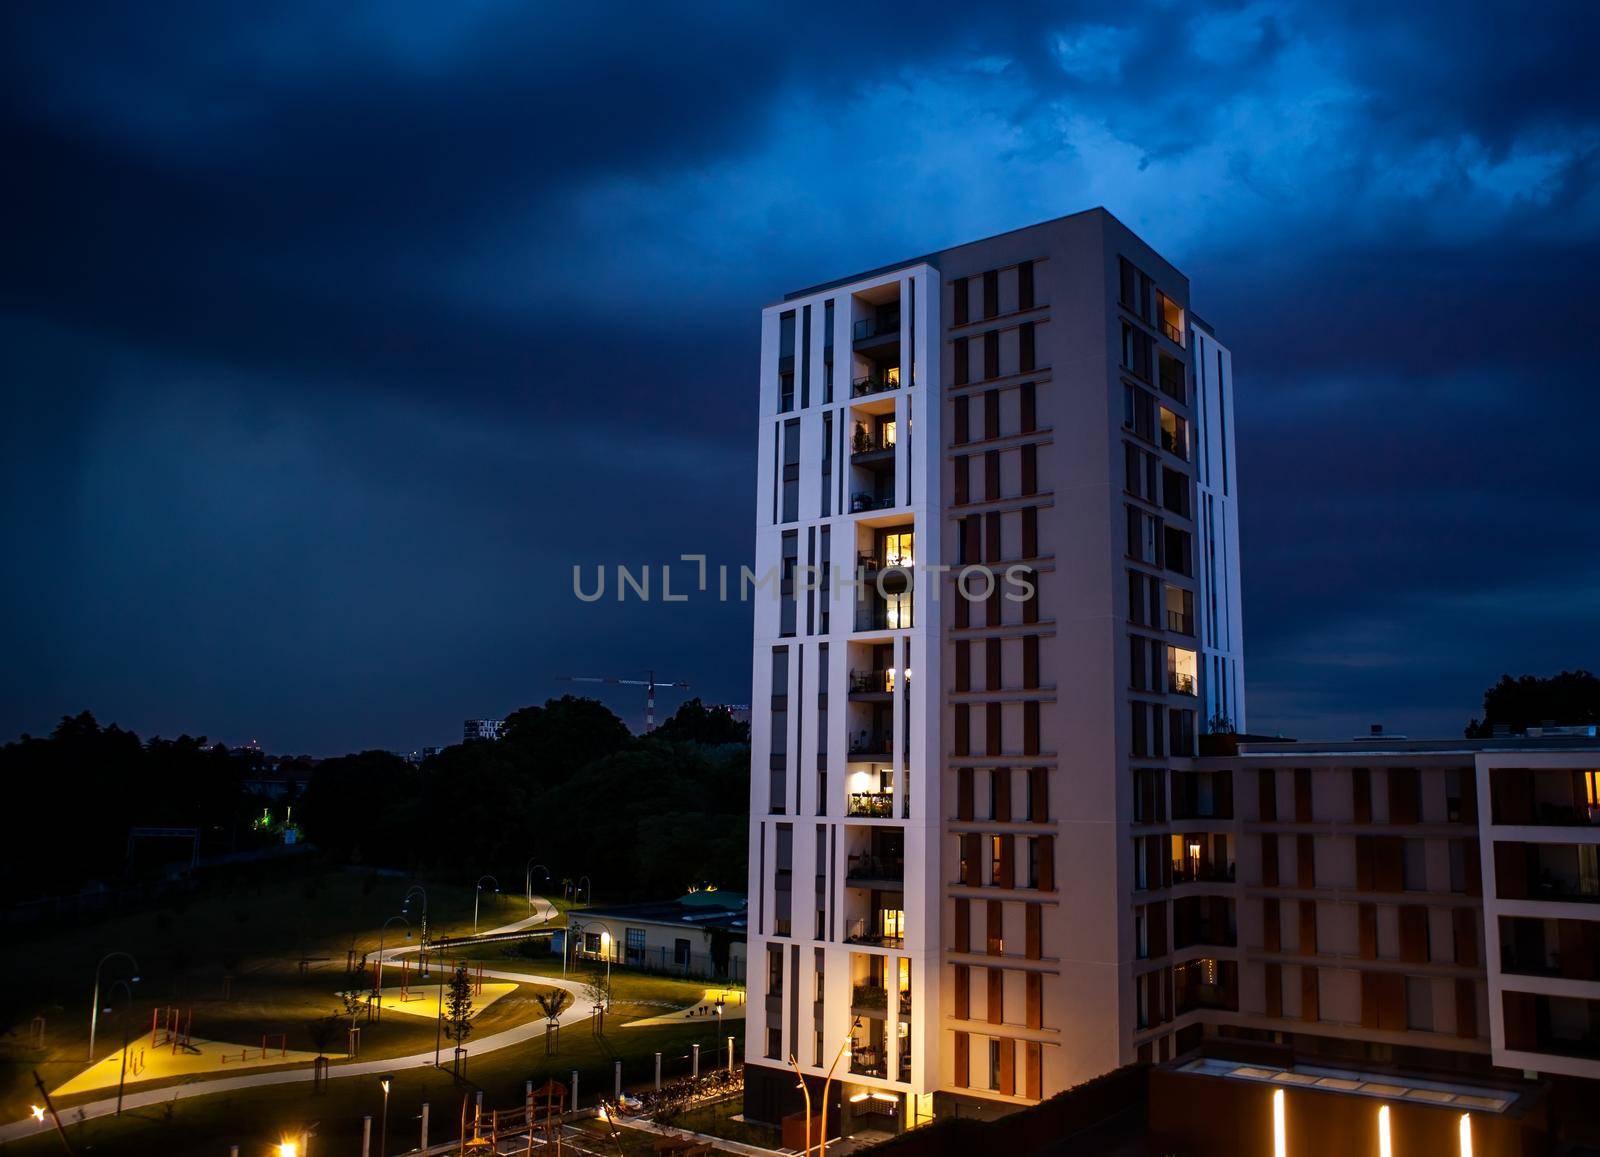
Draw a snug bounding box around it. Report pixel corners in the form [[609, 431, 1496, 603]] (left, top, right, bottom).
[[743, 208, 1245, 1131]]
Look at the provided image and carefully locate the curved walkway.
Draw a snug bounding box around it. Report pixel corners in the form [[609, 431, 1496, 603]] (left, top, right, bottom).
[[0, 902, 580, 1145]]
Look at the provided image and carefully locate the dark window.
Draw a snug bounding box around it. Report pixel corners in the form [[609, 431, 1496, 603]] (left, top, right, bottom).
[[983, 332, 999, 379], [953, 337, 969, 386], [983, 270, 998, 318], [952, 277, 969, 326], [1018, 323, 1035, 372], [1017, 261, 1034, 311]]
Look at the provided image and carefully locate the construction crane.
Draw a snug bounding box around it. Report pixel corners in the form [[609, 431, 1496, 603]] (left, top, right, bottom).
[[556, 670, 690, 731]]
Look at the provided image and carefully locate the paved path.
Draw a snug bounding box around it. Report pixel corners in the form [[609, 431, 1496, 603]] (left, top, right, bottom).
[[0, 902, 578, 1145]]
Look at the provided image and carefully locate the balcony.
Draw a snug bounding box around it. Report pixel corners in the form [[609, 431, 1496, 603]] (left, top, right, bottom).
[[852, 368, 901, 398], [1171, 858, 1237, 885], [852, 427, 897, 460], [849, 669, 895, 698], [847, 791, 895, 819], [851, 983, 889, 1015], [1168, 671, 1197, 696], [849, 732, 893, 761], [855, 603, 912, 632], [1491, 768, 1600, 827], [850, 492, 897, 514], [1173, 959, 1237, 1014], [849, 1045, 887, 1079], [844, 919, 904, 950], [853, 313, 901, 344], [847, 854, 905, 886]]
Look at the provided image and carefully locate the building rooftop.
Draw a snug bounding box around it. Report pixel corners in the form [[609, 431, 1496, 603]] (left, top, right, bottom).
[[1173, 1057, 1524, 1115], [778, 205, 1122, 303], [578, 891, 747, 932]]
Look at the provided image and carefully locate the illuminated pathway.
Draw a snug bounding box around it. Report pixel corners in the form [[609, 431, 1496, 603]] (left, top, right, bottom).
[[0, 902, 584, 1145]]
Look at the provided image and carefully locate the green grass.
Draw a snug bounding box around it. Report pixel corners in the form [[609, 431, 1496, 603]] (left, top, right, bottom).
[[0, 861, 747, 1156], [6, 1020, 745, 1156]]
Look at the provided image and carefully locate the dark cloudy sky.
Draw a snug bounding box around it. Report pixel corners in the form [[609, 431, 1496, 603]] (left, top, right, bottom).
[[3, 2, 1597, 753]]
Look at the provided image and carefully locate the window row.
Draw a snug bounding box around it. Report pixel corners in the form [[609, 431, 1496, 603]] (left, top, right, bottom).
[[951, 260, 1036, 327], [952, 322, 1037, 386], [952, 443, 1040, 505], [954, 765, 1050, 823], [952, 382, 1038, 445]]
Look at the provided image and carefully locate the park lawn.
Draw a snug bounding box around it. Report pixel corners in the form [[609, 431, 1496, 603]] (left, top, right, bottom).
[[0, 863, 548, 1123], [4, 1017, 746, 1157]]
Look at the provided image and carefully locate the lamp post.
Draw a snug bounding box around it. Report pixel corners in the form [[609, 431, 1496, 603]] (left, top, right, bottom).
[[576, 875, 592, 905], [524, 860, 549, 914], [374, 915, 411, 1024], [566, 918, 614, 1000], [378, 1076, 391, 1157], [473, 874, 499, 936], [88, 951, 140, 1062], [402, 885, 429, 976], [816, 1017, 860, 1157], [104, 978, 134, 1116]]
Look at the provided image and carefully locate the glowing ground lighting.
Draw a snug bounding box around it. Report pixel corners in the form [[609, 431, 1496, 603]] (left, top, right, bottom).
[[1273, 1087, 1286, 1157], [1378, 1105, 1392, 1157], [1460, 1113, 1473, 1157]]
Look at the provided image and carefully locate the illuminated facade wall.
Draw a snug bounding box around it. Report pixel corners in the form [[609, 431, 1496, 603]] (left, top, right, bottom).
[[744, 209, 1246, 1124]]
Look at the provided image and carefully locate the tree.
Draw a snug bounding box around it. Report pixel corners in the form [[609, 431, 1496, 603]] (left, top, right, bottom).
[[340, 955, 370, 1029], [1467, 670, 1600, 737], [533, 989, 571, 1055], [653, 698, 750, 745], [442, 962, 475, 1073], [580, 963, 612, 1035]]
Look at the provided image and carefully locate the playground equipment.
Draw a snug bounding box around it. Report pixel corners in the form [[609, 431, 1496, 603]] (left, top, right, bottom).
[[150, 1007, 195, 1053], [219, 1034, 288, 1064]]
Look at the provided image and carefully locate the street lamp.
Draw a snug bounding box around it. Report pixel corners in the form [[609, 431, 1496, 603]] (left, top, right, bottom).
[[576, 874, 592, 905], [473, 874, 500, 935], [374, 915, 411, 1024], [88, 951, 140, 1062], [104, 979, 134, 1116], [566, 917, 614, 999], [524, 860, 550, 914], [379, 1076, 392, 1157], [402, 885, 429, 976]]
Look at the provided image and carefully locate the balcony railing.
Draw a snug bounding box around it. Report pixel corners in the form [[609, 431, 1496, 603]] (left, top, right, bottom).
[[852, 429, 897, 455], [855, 605, 912, 631], [1168, 672, 1197, 696], [850, 492, 897, 513], [1171, 859, 1237, 885], [849, 669, 893, 695], [1165, 610, 1194, 634], [847, 854, 905, 883], [844, 920, 904, 950], [851, 371, 901, 398], [851, 984, 889, 1012], [854, 314, 901, 343], [849, 1047, 887, 1078], [1161, 319, 1184, 344], [849, 733, 893, 758], [847, 791, 895, 818]]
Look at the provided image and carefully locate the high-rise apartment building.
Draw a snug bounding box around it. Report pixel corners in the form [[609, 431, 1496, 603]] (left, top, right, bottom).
[[743, 208, 1245, 1129]]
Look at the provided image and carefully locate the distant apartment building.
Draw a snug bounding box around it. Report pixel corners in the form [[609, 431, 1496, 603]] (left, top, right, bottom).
[[464, 718, 504, 743], [743, 208, 1245, 1130]]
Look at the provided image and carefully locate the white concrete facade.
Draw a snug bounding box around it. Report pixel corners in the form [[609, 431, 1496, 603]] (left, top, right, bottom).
[[745, 210, 1246, 1125], [1476, 750, 1600, 1081]]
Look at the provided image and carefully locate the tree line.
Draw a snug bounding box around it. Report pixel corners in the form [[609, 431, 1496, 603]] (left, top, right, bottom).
[[0, 697, 749, 908]]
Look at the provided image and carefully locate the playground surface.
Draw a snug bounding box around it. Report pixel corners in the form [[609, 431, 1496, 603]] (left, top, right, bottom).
[[53, 1036, 340, 1097], [623, 987, 748, 1028], [362, 979, 518, 1020]]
